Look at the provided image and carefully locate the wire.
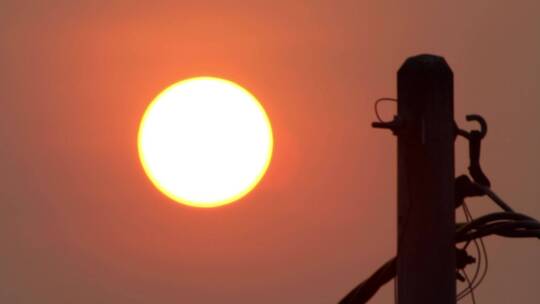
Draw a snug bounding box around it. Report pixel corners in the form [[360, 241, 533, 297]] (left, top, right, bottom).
[[465, 204, 485, 286], [458, 220, 540, 242], [458, 203, 482, 301], [496, 229, 540, 238], [374, 98, 397, 123], [474, 183, 514, 212], [455, 192, 540, 302], [456, 212, 537, 238], [458, 205, 479, 300], [462, 270, 477, 304], [340, 208, 540, 304], [340, 179, 540, 303], [458, 242, 488, 301], [339, 257, 396, 304], [458, 203, 489, 301]]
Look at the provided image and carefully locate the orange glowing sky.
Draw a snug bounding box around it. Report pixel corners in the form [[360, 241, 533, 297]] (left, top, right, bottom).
[[1, 1, 539, 303]]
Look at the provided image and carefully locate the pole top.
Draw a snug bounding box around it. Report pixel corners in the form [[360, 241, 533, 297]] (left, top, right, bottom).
[[398, 54, 453, 77]]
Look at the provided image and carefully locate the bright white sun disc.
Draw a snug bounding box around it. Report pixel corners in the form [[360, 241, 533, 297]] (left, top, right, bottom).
[[138, 77, 273, 208]]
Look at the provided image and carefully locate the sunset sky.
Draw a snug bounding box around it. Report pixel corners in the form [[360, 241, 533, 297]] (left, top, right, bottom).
[[1, 1, 539, 303]]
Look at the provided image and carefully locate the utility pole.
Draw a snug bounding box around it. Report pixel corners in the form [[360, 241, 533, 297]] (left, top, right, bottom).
[[396, 54, 456, 304], [341, 54, 539, 304]]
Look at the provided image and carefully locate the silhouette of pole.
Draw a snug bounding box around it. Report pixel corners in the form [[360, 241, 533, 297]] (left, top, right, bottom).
[[396, 55, 456, 304]]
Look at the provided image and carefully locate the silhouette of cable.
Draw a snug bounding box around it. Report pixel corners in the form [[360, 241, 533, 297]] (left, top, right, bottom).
[[459, 221, 540, 241], [374, 98, 397, 123], [465, 204, 489, 300], [458, 238, 488, 301], [341, 207, 540, 304], [462, 270, 476, 304], [458, 203, 488, 301], [458, 203, 481, 300], [456, 197, 540, 301], [339, 258, 396, 304], [457, 211, 540, 243], [465, 204, 484, 284], [474, 183, 514, 212]]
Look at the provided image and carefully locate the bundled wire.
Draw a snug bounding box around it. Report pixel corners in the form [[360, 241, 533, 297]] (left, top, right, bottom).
[[339, 186, 540, 304], [456, 212, 540, 243], [339, 257, 396, 304]]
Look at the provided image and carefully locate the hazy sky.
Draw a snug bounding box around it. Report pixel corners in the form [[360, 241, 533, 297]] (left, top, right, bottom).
[[1, 1, 539, 303]]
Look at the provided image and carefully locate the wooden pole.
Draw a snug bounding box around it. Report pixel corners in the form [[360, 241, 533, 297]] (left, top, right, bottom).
[[396, 54, 456, 304]]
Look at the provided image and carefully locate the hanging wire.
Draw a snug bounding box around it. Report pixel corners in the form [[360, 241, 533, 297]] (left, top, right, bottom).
[[374, 98, 397, 122], [458, 202, 488, 301], [462, 270, 477, 304], [474, 183, 514, 212], [463, 203, 483, 286], [339, 197, 540, 304], [459, 203, 489, 300], [458, 202, 481, 301]]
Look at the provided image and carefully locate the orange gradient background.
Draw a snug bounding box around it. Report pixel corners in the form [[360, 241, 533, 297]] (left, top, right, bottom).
[[1, 1, 539, 303]]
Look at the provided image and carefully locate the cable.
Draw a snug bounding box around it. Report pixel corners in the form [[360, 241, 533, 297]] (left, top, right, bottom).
[[374, 98, 397, 123], [456, 212, 537, 237], [473, 183, 514, 212], [455, 198, 540, 301], [339, 182, 540, 304], [458, 205, 480, 300], [340, 209, 540, 304], [339, 257, 396, 304], [462, 270, 477, 304], [458, 203, 482, 301], [458, 220, 540, 242], [473, 241, 488, 300], [458, 203, 489, 301]]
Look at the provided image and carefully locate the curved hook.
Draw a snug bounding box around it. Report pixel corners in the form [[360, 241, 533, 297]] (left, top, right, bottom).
[[458, 114, 491, 187], [465, 114, 487, 139]]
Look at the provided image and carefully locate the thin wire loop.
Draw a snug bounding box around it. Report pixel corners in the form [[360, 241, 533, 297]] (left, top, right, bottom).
[[374, 98, 397, 122]]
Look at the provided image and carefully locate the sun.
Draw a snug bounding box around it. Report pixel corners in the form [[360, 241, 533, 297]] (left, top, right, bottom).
[[137, 77, 273, 208]]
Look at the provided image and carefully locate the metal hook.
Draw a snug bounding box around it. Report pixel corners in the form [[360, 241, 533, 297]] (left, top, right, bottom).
[[457, 114, 487, 139], [456, 114, 491, 187], [465, 114, 487, 139]]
